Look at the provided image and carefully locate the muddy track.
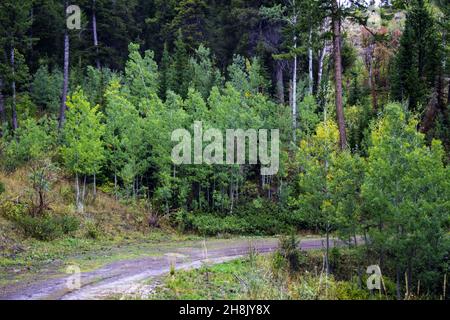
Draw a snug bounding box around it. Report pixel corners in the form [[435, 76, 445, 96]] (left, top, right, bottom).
[[0, 237, 331, 300]]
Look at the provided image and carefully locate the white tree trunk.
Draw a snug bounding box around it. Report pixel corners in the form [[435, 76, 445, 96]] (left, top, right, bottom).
[[308, 28, 314, 95], [93, 173, 97, 200], [318, 44, 327, 91], [114, 173, 118, 200], [75, 173, 82, 212], [59, 28, 70, 130], [92, 0, 100, 69], [292, 38, 298, 143], [10, 47, 17, 131]]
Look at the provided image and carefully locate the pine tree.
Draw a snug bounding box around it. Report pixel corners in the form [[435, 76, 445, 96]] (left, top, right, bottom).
[[159, 43, 172, 100], [168, 31, 190, 98], [0, 0, 33, 131], [391, 0, 442, 111], [172, 0, 208, 51]]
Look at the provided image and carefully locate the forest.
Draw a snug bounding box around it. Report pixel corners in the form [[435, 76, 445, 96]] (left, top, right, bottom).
[[0, 0, 449, 301]]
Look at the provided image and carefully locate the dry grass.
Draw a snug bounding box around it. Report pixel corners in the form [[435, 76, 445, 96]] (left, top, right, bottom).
[[0, 165, 162, 242]]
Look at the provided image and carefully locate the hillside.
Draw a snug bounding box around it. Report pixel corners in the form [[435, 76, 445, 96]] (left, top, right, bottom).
[[0, 0, 449, 301]]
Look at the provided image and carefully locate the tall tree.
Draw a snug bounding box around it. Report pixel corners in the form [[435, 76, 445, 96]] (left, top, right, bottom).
[[0, 0, 33, 131], [0, 77, 5, 136], [159, 43, 172, 100], [171, 0, 208, 51], [391, 0, 442, 111], [62, 89, 105, 211], [58, 1, 70, 130], [315, 0, 371, 150], [91, 0, 100, 69], [168, 31, 190, 98], [331, 0, 347, 150], [362, 103, 449, 299], [260, 1, 302, 142]]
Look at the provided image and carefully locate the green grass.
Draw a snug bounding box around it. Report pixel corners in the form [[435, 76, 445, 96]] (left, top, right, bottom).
[[152, 259, 247, 300], [0, 231, 201, 286], [149, 252, 387, 300]]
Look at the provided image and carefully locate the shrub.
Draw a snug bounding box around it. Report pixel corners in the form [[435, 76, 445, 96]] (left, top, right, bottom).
[[1, 117, 56, 171], [59, 185, 74, 203], [277, 234, 305, 273], [189, 214, 250, 236], [173, 209, 192, 232], [16, 214, 63, 241], [98, 182, 115, 195], [0, 181, 5, 194], [28, 159, 59, 216], [181, 199, 292, 236], [0, 201, 26, 221], [84, 220, 102, 239], [2, 203, 79, 240], [335, 279, 370, 300], [57, 215, 80, 235]]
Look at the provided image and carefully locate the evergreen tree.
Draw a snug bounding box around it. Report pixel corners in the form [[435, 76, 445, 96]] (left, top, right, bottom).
[[31, 65, 63, 113], [168, 31, 190, 98], [391, 0, 442, 111], [0, 0, 33, 131], [171, 0, 208, 51], [159, 43, 172, 100]]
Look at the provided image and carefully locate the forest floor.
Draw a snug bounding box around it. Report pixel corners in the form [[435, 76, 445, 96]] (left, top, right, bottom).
[[0, 236, 331, 300]]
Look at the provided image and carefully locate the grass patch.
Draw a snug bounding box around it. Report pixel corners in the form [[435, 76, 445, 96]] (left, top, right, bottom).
[[0, 231, 201, 286], [150, 250, 390, 300], [152, 259, 246, 300]]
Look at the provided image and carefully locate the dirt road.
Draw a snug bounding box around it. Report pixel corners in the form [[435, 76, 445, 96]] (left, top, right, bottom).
[[0, 237, 330, 300]]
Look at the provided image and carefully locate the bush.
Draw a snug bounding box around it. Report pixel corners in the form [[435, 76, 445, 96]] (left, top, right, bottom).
[[1, 117, 56, 171], [16, 215, 64, 241], [335, 279, 370, 300], [84, 220, 102, 239], [189, 214, 249, 236], [173, 209, 192, 232], [59, 185, 74, 203], [0, 201, 26, 221], [57, 215, 80, 234], [0, 181, 5, 194], [277, 234, 305, 273], [2, 204, 80, 241], [179, 199, 292, 236]]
